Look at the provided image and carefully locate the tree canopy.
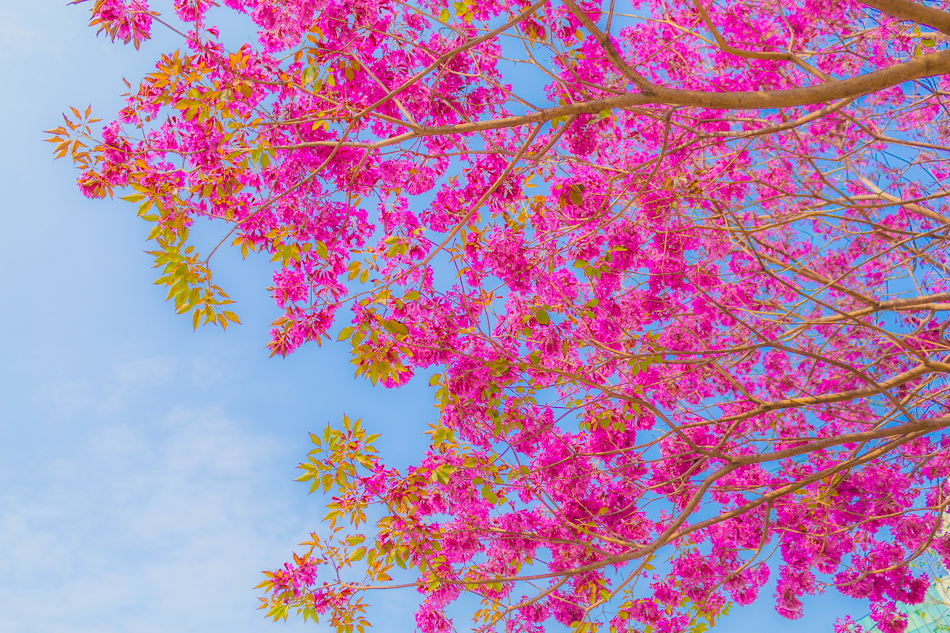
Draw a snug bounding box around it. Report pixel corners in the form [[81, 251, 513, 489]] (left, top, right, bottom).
[[50, 0, 950, 632]]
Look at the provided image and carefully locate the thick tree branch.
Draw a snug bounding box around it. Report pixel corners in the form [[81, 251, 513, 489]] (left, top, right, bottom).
[[861, 0, 950, 37], [287, 50, 950, 149]]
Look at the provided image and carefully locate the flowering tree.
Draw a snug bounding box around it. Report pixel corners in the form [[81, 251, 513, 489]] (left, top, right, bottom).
[[49, 0, 950, 631]]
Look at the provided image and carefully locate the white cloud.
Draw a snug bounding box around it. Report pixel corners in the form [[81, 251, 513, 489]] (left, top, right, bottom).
[[0, 394, 326, 633]]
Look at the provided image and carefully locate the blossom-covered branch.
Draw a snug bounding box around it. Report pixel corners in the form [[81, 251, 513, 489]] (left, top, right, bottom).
[[51, 1, 950, 632]]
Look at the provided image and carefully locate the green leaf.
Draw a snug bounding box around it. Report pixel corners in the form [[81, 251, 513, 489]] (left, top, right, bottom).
[[536, 309, 550, 325], [439, 7, 450, 21], [389, 320, 408, 336], [569, 186, 583, 206]]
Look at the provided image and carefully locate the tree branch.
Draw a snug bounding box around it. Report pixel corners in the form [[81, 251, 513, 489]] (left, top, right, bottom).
[[860, 0, 950, 37]]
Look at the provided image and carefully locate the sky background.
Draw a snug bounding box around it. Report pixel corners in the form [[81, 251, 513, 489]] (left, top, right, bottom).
[[0, 2, 871, 632]]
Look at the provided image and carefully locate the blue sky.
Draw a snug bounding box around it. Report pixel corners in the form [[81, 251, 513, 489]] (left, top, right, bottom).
[[0, 2, 870, 632]]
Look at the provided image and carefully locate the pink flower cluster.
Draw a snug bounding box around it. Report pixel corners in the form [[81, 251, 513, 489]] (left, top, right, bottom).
[[91, 0, 152, 45]]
